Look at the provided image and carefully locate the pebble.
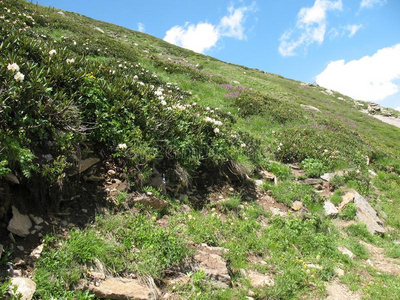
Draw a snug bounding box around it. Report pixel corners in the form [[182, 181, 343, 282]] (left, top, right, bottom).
[[81, 209, 88, 213], [17, 246, 24, 251], [34, 225, 43, 231]]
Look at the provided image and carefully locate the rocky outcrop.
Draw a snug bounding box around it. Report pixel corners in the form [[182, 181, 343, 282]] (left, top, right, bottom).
[[324, 201, 338, 216], [69, 157, 100, 176], [368, 103, 381, 114], [194, 244, 231, 288], [88, 277, 152, 300], [9, 277, 36, 300], [246, 270, 274, 288], [7, 206, 32, 237], [300, 104, 321, 113], [353, 192, 385, 235]]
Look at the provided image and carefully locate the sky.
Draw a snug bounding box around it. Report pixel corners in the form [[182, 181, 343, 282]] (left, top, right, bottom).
[[34, 0, 400, 110]]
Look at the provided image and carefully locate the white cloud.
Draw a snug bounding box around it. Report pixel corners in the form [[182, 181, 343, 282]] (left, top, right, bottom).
[[316, 43, 400, 102], [346, 24, 362, 37], [396, 107, 400, 111], [279, 0, 342, 56], [137, 22, 145, 32], [360, 0, 387, 9], [164, 23, 219, 53], [163, 4, 254, 53]]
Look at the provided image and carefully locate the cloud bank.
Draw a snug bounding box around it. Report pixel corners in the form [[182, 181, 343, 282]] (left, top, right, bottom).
[[316, 43, 400, 102], [279, 0, 343, 56], [163, 4, 254, 53], [360, 0, 387, 9]]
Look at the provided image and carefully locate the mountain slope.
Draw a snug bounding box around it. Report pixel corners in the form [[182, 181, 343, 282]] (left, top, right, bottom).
[[1, 0, 400, 299]]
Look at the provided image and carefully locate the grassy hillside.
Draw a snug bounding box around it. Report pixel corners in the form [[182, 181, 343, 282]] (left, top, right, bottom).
[[1, 0, 400, 299]]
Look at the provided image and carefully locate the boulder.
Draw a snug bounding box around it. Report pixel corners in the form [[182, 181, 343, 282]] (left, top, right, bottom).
[[88, 277, 152, 300], [353, 191, 385, 235], [29, 215, 43, 225], [368, 103, 381, 114], [324, 201, 338, 216], [57, 11, 65, 16], [9, 277, 36, 300], [194, 244, 231, 288], [131, 194, 168, 210], [69, 158, 100, 176], [7, 206, 32, 237], [2, 173, 20, 184]]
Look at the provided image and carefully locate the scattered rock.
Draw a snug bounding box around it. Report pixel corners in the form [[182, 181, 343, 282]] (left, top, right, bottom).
[[7, 206, 32, 237], [291, 201, 303, 211], [88, 277, 152, 300], [325, 89, 334, 95], [247, 270, 274, 287], [360, 241, 400, 276], [324, 201, 338, 216], [368, 103, 381, 114], [260, 170, 277, 185], [194, 244, 231, 288], [131, 194, 168, 210], [34, 225, 43, 231], [254, 179, 264, 188], [30, 244, 44, 260], [308, 82, 319, 87], [300, 104, 321, 113], [107, 169, 116, 176], [57, 11, 65, 16], [353, 191, 385, 235], [338, 191, 355, 212], [321, 172, 335, 182], [2, 173, 20, 184], [270, 207, 287, 217], [338, 246, 354, 259], [9, 277, 36, 300], [29, 214, 43, 225]]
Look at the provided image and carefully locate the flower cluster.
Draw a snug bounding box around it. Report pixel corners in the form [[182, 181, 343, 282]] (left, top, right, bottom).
[[7, 63, 24, 82]]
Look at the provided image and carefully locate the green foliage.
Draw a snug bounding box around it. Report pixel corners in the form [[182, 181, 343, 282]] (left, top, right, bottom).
[[263, 160, 292, 180], [330, 194, 343, 206], [221, 195, 242, 211], [267, 180, 316, 206], [301, 158, 327, 178], [339, 203, 357, 220]]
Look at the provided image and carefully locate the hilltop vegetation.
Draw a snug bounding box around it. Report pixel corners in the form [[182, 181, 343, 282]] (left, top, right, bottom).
[[1, 0, 400, 299]]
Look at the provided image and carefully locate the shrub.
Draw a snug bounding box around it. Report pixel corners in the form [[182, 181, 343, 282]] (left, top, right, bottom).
[[301, 158, 327, 178], [339, 203, 357, 220], [267, 180, 316, 206]]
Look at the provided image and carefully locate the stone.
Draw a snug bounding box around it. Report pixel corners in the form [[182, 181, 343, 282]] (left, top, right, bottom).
[[88, 277, 151, 300], [300, 104, 321, 113], [9, 277, 36, 300], [17, 246, 24, 251], [321, 172, 335, 182], [34, 225, 43, 231], [29, 214, 43, 225], [338, 246, 354, 259], [260, 170, 277, 185], [2, 173, 20, 184], [325, 89, 334, 95], [338, 191, 355, 212], [57, 11, 65, 16], [194, 245, 231, 288], [291, 201, 303, 211], [70, 158, 100, 175], [247, 271, 274, 287], [254, 179, 264, 187], [95, 27, 105, 34], [30, 244, 43, 260], [353, 191, 385, 235], [334, 268, 345, 277], [86, 175, 103, 182], [107, 170, 116, 176], [368, 169, 377, 177], [132, 195, 168, 210], [368, 103, 381, 114], [301, 178, 323, 185], [7, 206, 32, 237], [324, 201, 338, 216]]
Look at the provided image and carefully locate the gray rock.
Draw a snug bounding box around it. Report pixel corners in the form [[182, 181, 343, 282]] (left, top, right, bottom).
[[7, 206, 32, 237], [301, 104, 321, 113], [17, 246, 24, 251], [300, 178, 323, 185], [88, 277, 152, 300], [321, 172, 335, 182], [246, 270, 274, 287], [9, 277, 36, 300], [368, 103, 381, 114], [2, 173, 20, 184], [354, 191, 385, 235], [324, 201, 338, 216], [338, 246, 354, 259], [29, 214, 43, 225], [194, 245, 231, 288], [69, 158, 100, 176]]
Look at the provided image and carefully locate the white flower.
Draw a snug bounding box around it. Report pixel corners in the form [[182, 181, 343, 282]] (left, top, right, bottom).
[[133, 75, 138, 80], [161, 100, 167, 105], [241, 143, 246, 148], [137, 81, 145, 86], [206, 107, 210, 111], [7, 63, 19, 72], [49, 49, 56, 56], [214, 128, 220, 134], [214, 120, 223, 126], [14, 72, 25, 82], [66, 58, 75, 64], [204, 117, 212, 123], [118, 143, 127, 151]]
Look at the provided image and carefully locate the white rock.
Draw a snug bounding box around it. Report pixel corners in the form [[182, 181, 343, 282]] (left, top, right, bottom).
[[338, 246, 354, 259], [368, 169, 377, 177], [334, 267, 345, 277], [17, 246, 24, 251], [324, 201, 338, 216], [10, 277, 36, 300], [57, 11, 65, 16], [7, 206, 32, 237], [88, 277, 151, 300], [291, 201, 303, 211], [30, 244, 44, 260], [354, 191, 385, 234], [321, 172, 335, 182], [95, 27, 105, 33], [255, 179, 264, 187]]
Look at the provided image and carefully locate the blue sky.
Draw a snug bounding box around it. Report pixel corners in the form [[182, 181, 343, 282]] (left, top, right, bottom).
[[35, 0, 400, 109]]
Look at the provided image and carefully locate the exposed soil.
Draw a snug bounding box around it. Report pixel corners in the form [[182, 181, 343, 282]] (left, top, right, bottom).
[[360, 241, 400, 276], [326, 279, 362, 300]]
